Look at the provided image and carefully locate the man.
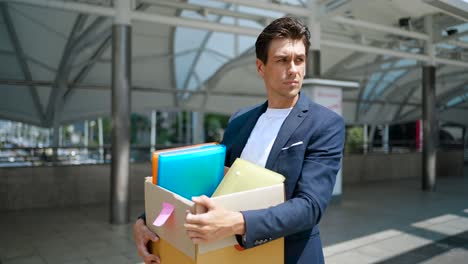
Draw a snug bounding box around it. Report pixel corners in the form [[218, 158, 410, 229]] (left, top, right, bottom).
[[133, 16, 345, 264]]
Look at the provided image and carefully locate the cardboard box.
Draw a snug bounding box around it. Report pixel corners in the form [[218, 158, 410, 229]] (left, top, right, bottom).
[[144, 177, 285, 263]]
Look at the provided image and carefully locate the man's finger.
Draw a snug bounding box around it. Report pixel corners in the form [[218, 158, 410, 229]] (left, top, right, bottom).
[[138, 244, 150, 258], [140, 244, 160, 263], [143, 254, 160, 264], [145, 232, 159, 242], [186, 230, 204, 238], [185, 212, 206, 225], [184, 223, 202, 232], [192, 195, 216, 211], [191, 237, 208, 244]]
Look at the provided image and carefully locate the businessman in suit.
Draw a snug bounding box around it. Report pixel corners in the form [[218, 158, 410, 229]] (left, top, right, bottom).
[[133, 17, 345, 264]]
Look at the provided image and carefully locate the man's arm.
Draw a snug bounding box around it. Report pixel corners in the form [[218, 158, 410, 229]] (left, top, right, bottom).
[[184, 195, 245, 244], [240, 114, 345, 248], [133, 217, 161, 264], [184, 114, 344, 246]]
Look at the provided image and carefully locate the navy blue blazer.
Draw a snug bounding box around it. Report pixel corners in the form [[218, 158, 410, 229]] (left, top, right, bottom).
[[221, 94, 345, 264]]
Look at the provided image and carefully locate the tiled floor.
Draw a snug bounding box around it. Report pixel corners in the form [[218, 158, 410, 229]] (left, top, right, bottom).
[[320, 166, 468, 264], [1, 168, 467, 264]]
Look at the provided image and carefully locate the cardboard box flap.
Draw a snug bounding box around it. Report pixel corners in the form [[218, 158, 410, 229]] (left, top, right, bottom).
[[145, 178, 285, 258], [199, 183, 285, 255], [145, 178, 196, 260]]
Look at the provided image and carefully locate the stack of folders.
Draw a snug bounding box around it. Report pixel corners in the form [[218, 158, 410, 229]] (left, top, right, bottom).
[[212, 158, 285, 197], [152, 143, 226, 200]]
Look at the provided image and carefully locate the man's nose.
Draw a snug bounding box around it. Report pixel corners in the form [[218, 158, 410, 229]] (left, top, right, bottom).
[[288, 61, 298, 75]]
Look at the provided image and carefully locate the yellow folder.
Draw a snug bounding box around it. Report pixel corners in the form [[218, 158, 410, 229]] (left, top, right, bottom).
[[212, 158, 285, 197]]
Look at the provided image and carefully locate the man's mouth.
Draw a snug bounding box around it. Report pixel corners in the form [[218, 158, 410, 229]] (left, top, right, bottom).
[[284, 80, 299, 85]]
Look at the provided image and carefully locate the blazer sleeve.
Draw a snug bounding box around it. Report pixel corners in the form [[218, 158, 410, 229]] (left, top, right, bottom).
[[240, 114, 345, 248]]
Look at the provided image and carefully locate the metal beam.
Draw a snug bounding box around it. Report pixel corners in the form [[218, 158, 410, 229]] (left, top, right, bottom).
[[392, 82, 420, 121], [130, 9, 260, 36], [388, 67, 467, 121], [5, 0, 261, 36], [392, 74, 468, 122], [1, 3, 46, 123], [0, 78, 423, 107], [447, 39, 468, 49], [341, 56, 401, 72], [322, 39, 428, 61], [362, 57, 402, 115], [389, 67, 468, 121], [324, 51, 367, 77], [6, 0, 115, 17], [437, 80, 468, 105], [203, 48, 255, 90], [63, 2, 151, 119], [26, 55, 57, 73], [422, 65, 437, 191], [0, 49, 57, 73], [181, 6, 229, 105], [215, 0, 309, 17], [322, 39, 468, 68], [386, 67, 468, 101], [339, 58, 419, 76], [330, 16, 430, 41], [354, 55, 383, 123], [6, 0, 468, 69], [110, 0, 131, 225], [0, 49, 15, 55], [435, 29, 468, 44], [141, 0, 272, 21], [44, 14, 88, 126], [63, 34, 112, 100], [71, 17, 110, 54]]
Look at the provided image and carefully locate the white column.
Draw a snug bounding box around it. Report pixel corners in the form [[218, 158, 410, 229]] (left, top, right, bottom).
[[84, 120, 89, 147], [422, 15, 437, 191], [58, 126, 63, 147], [110, 0, 132, 224], [84, 120, 89, 156], [192, 112, 205, 144], [464, 127, 468, 161], [185, 111, 192, 144], [383, 124, 389, 153], [363, 124, 368, 154], [307, 0, 321, 77], [305, 86, 343, 197], [177, 111, 183, 144], [98, 117, 104, 161]]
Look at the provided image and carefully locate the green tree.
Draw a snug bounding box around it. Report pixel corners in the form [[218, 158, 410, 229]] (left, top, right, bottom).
[[205, 113, 230, 142], [345, 126, 364, 153]]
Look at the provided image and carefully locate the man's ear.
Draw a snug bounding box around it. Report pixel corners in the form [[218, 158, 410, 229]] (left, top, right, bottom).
[[256, 58, 265, 78]]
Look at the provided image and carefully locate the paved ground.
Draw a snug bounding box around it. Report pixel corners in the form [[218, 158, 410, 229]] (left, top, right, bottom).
[[1, 166, 467, 264], [321, 171, 468, 264]]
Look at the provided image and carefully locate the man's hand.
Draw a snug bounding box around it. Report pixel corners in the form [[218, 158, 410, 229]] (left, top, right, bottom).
[[184, 195, 245, 244], [133, 218, 160, 264]]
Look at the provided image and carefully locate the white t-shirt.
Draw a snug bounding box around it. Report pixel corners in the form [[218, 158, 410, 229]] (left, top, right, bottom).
[[240, 107, 292, 167]]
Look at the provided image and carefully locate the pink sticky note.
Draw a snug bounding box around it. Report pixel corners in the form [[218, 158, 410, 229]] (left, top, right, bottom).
[[153, 202, 175, 227]]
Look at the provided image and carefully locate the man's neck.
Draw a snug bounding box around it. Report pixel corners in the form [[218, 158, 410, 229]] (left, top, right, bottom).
[[267, 94, 299, 109]]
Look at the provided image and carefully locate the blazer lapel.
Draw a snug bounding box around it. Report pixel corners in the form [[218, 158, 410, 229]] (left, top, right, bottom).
[[229, 102, 268, 165], [265, 95, 309, 170]]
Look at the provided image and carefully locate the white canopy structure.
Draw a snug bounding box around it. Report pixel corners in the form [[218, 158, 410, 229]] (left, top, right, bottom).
[[0, 0, 467, 126], [2, 0, 467, 223]]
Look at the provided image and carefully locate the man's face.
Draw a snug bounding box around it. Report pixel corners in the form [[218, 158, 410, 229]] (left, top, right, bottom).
[[256, 38, 306, 108]]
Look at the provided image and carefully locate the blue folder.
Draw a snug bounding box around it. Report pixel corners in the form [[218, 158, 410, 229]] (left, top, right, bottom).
[[157, 144, 226, 200]]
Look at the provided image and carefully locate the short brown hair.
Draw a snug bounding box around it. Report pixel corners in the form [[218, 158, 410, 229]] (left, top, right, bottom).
[[255, 17, 311, 64]]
